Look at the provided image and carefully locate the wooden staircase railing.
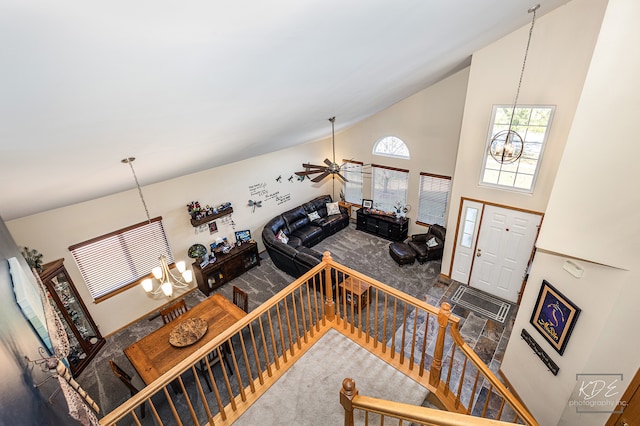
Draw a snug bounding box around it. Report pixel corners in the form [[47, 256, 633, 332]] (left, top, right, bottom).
[[99, 251, 536, 425], [340, 378, 519, 426], [322, 252, 537, 425]]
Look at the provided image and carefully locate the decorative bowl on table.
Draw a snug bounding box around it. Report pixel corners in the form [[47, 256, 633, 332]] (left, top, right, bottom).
[[169, 317, 208, 347]]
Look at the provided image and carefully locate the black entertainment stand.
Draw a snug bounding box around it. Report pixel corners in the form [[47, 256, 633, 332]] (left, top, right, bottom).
[[356, 208, 409, 241]]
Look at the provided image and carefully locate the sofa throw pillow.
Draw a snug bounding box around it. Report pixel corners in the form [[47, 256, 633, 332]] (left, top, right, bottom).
[[326, 202, 340, 216], [276, 229, 289, 244], [426, 237, 439, 248], [307, 211, 321, 221]]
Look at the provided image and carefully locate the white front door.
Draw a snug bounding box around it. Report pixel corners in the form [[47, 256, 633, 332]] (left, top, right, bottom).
[[451, 200, 483, 284], [468, 205, 542, 303]]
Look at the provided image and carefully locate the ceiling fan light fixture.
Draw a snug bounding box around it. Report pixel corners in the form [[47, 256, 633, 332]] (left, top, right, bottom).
[[295, 116, 348, 183]]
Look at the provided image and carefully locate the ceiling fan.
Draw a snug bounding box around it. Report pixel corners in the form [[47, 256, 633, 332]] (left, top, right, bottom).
[[295, 117, 348, 183]]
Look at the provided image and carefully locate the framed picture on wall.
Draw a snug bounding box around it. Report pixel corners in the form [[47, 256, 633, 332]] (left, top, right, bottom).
[[208, 221, 218, 234], [530, 280, 581, 355]]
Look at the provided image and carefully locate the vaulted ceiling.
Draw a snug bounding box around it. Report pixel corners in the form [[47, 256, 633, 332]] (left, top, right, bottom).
[[0, 1, 570, 220]]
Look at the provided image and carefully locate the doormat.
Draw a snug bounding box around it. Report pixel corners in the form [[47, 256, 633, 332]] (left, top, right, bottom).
[[451, 286, 510, 323]]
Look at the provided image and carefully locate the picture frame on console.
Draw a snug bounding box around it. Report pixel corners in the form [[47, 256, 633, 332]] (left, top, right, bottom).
[[235, 229, 252, 244], [362, 199, 373, 209], [530, 280, 581, 355]]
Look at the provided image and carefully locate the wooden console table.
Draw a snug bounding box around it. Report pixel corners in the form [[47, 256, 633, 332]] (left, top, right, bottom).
[[192, 241, 260, 296], [356, 208, 408, 241]]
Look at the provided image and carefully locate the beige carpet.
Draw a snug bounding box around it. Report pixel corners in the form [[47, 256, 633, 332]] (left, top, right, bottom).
[[234, 328, 429, 426]]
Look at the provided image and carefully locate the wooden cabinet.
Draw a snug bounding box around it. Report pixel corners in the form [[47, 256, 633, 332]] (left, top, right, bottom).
[[39, 259, 105, 376], [192, 241, 260, 296], [356, 208, 409, 241]]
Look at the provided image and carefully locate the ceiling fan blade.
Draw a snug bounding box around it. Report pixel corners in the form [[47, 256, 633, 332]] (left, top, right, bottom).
[[295, 170, 324, 176], [301, 163, 326, 170], [311, 171, 330, 182], [324, 158, 333, 167], [335, 172, 348, 182]]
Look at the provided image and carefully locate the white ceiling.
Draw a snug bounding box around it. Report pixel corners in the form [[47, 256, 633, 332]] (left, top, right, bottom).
[[0, 0, 571, 221]]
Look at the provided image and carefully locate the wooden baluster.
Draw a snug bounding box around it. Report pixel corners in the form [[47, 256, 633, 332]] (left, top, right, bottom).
[[323, 251, 335, 321], [340, 378, 358, 426], [429, 302, 451, 388], [418, 313, 430, 376], [390, 298, 398, 360]]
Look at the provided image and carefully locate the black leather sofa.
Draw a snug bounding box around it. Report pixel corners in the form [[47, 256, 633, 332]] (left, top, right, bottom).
[[262, 195, 350, 278]]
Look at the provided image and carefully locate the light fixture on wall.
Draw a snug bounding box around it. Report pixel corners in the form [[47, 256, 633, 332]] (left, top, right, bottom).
[[489, 4, 540, 164], [122, 157, 193, 297]]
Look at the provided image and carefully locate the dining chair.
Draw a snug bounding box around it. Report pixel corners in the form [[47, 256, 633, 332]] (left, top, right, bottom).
[[195, 345, 234, 392], [159, 299, 233, 392], [232, 286, 249, 313], [109, 360, 145, 418], [159, 299, 188, 324]]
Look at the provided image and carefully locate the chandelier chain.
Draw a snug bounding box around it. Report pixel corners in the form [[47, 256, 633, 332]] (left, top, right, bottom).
[[509, 4, 539, 130], [123, 158, 152, 224]]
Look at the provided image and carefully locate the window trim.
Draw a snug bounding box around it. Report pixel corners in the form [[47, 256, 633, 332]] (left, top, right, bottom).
[[372, 136, 410, 160], [371, 163, 410, 213], [68, 217, 175, 303], [480, 104, 555, 193]]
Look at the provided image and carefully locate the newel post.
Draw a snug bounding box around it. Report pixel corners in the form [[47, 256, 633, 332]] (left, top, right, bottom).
[[322, 251, 335, 321], [340, 378, 358, 426], [429, 302, 451, 388]]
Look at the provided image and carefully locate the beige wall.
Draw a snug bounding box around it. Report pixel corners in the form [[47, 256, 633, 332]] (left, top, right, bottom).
[[441, 0, 607, 275], [503, 0, 640, 424], [332, 66, 469, 235], [7, 141, 332, 335]]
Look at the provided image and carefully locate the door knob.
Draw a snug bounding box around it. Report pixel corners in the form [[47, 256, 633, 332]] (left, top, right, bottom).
[[476, 249, 482, 257]]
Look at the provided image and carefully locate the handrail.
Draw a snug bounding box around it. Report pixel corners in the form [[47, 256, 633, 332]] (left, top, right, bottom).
[[100, 263, 327, 425], [100, 252, 536, 425], [321, 253, 537, 425], [340, 378, 518, 426]]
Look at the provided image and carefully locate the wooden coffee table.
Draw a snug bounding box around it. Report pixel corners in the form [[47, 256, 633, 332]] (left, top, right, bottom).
[[339, 277, 371, 309]]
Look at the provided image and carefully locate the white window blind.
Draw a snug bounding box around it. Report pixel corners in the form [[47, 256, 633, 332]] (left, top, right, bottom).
[[69, 217, 174, 302], [372, 164, 409, 213], [417, 173, 452, 226], [342, 160, 363, 204]]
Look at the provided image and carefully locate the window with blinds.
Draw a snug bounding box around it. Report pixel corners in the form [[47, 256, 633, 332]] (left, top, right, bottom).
[[68, 217, 175, 302], [417, 173, 452, 226], [342, 160, 363, 204], [372, 164, 409, 213]]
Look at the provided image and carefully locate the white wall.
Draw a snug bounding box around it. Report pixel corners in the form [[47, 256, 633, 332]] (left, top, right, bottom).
[[441, 0, 608, 275], [502, 0, 640, 424]]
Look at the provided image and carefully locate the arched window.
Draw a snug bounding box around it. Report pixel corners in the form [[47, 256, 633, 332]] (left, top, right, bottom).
[[372, 136, 410, 159]]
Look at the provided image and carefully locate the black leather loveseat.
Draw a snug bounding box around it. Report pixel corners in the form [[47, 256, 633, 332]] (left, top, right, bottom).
[[262, 195, 350, 277]]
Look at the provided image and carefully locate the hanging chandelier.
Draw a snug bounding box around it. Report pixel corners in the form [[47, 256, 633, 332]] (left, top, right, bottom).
[[489, 4, 539, 164], [122, 157, 193, 297]]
